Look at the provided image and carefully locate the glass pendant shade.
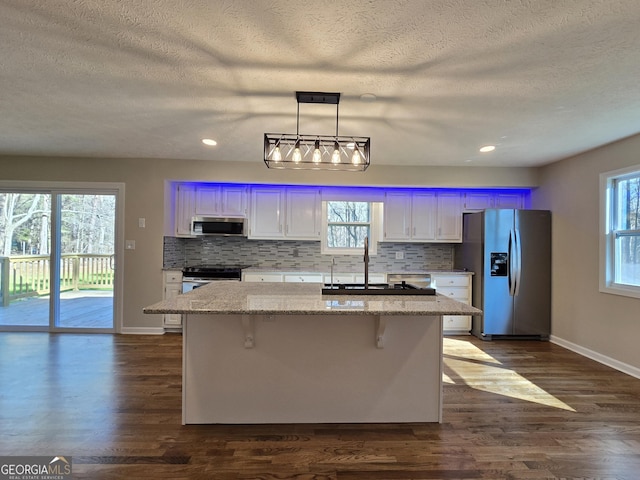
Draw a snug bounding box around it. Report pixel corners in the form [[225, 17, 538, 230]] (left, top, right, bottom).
[[351, 147, 362, 165], [292, 139, 302, 163], [331, 142, 341, 164], [312, 140, 322, 164], [272, 144, 282, 162]]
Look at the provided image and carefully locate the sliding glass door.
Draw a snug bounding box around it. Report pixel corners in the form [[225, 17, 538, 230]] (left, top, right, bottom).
[[0, 192, 51, 327], [0, 187, 120, 332], [57, 193, 115, 329]]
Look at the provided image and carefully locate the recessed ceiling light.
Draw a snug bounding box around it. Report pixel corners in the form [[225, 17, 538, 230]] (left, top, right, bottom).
[[479, 145, 496, 153], [360, 93, 377, 102], [202, 138, 217, 146]]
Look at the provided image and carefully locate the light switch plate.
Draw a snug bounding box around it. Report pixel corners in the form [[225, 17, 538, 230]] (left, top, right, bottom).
[[395, 251, 404, 260], [138, 218, 145, 228], [125, 240, 136, 250]]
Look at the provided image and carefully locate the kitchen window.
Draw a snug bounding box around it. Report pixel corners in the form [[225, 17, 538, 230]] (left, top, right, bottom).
[[600, 165, 640, 298], [321, 201, 381, 255]]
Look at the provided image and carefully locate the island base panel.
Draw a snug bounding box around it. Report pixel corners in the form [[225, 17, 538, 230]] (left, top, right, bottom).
[[183, 314, 443, 424]]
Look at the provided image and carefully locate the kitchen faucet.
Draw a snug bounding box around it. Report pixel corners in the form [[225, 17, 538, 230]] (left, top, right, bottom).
[[364, 236, 369, 288]]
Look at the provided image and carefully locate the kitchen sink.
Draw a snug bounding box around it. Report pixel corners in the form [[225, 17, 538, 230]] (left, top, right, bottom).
[[321, 282, 436, 296]]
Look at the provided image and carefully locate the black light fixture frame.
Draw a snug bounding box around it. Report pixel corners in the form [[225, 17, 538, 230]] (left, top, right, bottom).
[[264, 91, 370, 171]]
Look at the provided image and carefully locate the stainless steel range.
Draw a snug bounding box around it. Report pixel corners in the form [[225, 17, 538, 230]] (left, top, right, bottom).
[[182, 265, 246, 293]]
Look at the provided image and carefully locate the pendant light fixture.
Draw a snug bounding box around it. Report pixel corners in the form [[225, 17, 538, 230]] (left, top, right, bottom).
[[264, 92, 370, 171]]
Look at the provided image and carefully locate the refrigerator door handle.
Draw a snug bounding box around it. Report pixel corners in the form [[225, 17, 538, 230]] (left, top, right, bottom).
[[508, 229, 516, 296], [514, 228, 522, 296]]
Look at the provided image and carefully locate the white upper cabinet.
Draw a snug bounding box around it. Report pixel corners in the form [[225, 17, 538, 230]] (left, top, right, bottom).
[[249, 187, 321, 240], [285, 188, 322, 240], [175, 184, 196, 236], [195, 184, 248, 217], [384, 191, 461, 242], [436, 192, 462, 242], [382, 192, 413, 241], [494, 192, 525, 209], [411, 192, 437, 240], [462, 191, 525, 211], [249, 187, 285, 239], [462, 192, 493, 211]]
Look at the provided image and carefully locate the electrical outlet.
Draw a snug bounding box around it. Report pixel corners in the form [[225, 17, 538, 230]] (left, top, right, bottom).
[[395, 251, 404, 260], [138, 217, 146, 228]]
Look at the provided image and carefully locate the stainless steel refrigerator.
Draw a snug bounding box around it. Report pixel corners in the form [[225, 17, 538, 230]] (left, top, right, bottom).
[[454, 209, 551, 340]]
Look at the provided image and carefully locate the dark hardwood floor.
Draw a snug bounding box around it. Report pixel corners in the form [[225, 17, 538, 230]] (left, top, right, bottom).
[[1, 332, 639, 479]]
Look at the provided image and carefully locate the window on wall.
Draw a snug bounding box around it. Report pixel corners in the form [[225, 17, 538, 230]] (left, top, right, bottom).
[[321, 201, 380, 255], [600, 165, 640, 298]]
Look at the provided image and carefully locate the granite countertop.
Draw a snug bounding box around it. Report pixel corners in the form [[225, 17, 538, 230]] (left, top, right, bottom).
[[143, 281, 483, 316]]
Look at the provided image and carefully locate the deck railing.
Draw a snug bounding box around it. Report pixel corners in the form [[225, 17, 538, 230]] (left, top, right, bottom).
[[0, 254, 114, 307]]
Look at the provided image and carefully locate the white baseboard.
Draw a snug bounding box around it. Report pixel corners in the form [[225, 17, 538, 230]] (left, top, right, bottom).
[[120, 326, 166, 335], [550, 335, 640, 380]]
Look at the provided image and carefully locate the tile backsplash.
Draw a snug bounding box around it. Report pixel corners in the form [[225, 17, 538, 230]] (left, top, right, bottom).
[[164, 236, 454, 272]]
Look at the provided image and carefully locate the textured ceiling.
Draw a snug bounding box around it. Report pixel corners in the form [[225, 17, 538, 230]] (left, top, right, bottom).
[[2, 0, 640, 168]]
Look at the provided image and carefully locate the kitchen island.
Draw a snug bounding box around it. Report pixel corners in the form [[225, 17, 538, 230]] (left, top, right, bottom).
[[144, 281, 481, 425]]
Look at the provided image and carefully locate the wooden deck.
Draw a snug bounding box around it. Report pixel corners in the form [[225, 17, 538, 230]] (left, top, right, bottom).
[[0, 333, 639, 479], [0, 290, 113, 328]]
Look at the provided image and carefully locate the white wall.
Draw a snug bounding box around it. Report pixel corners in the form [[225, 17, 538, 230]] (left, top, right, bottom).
[[534, 135, 640, 373]]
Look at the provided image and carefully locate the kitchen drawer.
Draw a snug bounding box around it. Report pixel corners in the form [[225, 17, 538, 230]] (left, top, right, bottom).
[[165, 271, 183, 283], [437, 287, 469, 301], [323, 274, 355, 284], [432, 274, 469, 287], [444, 315, 471, 331], [243, 273, 283, 282], [284, 274, 324, 283]]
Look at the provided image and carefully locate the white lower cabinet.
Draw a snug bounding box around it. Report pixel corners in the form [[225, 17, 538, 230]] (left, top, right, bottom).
[[432, 273, 472, 335], [163, 270, 183, 328]]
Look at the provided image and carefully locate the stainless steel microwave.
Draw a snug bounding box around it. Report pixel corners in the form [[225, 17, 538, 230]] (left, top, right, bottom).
[[191, 216, 247, 236]]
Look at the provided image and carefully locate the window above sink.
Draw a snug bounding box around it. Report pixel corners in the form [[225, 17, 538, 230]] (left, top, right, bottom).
[[321, 201, 382, 255]]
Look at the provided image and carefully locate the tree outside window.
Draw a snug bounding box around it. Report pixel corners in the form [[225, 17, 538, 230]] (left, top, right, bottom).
[[326, 201, 370, 249], [322, 201, 380, 255], [613, 174, 640, 286], [601, 166, 640, 298]]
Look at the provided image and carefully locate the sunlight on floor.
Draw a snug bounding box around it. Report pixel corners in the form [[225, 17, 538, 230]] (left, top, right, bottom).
[[443, 337, 576, 412]]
